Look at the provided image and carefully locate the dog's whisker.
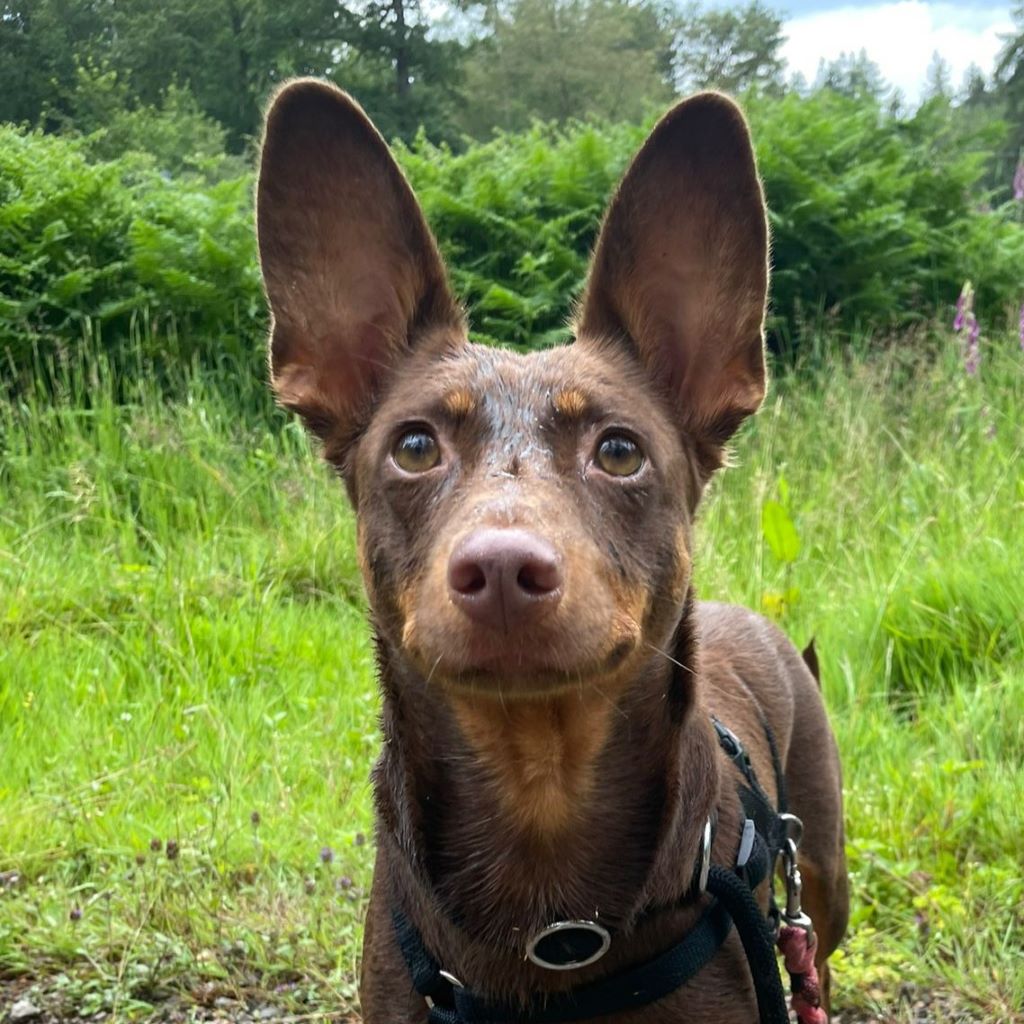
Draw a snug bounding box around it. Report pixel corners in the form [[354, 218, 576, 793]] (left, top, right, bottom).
[[424, 653, 443, 688], [644, 640, 695, 674]]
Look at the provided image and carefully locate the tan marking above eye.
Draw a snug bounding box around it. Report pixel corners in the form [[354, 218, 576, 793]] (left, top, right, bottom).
[[393, 429, 441, 473], [443, 388, 476, 419], [553, 388, 589, 418], [596, 433, 644, 476]]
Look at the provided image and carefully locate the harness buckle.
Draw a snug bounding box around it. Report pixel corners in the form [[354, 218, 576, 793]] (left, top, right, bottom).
[[424, 970, 463, 1009]]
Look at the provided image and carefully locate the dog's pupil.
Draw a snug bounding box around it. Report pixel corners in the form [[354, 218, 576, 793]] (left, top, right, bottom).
[[599, 435, 641, 476], [395, 431, 439, 472]]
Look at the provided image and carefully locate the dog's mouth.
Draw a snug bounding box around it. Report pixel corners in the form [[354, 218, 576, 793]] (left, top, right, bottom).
[[407, 627, 641, 698]]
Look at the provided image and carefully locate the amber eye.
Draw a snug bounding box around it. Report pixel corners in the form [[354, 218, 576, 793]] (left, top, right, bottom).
[[596, 433, 644, 477], [393, 429, 441, 473]]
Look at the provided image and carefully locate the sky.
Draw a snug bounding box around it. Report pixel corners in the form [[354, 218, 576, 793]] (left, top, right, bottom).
[[779, 1, 1015, 100]]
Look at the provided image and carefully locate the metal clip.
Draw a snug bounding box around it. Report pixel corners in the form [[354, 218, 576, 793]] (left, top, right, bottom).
[[779, 812, 804, 849], [780, 836, 814, 939]]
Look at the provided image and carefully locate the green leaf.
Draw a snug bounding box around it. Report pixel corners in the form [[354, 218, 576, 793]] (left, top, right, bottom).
[[761, 500, 801, 564]]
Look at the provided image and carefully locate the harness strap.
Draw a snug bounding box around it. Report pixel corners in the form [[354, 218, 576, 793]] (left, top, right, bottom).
[[409, 901, 734, 1024], [712, 716, 787, 859]]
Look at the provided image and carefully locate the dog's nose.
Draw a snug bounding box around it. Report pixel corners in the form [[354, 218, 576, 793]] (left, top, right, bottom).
[[447, 528, 563, 630]]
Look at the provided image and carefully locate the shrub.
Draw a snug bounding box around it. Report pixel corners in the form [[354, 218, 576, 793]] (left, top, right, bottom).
[[0, 125, 262, 391], [2, 90, 1023, 393]]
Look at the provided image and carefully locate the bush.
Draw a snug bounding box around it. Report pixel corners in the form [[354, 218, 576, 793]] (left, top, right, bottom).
[[0, 126, 262, 391], [2, 90, 1023, 392]]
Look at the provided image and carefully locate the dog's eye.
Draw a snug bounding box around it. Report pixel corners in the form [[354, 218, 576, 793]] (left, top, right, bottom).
[[596, 434, 644, 477], [393, 430, 441, 473]]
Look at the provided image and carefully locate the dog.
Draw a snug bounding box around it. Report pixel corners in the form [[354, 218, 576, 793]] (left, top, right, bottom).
[[256, 79, 849, 1024]]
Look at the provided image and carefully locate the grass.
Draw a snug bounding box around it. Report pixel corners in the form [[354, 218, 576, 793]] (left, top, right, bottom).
[[1, 332, 1022, 1021]]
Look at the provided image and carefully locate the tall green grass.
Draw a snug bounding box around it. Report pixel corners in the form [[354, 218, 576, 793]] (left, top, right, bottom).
[[1, 332, 1022, 1020]]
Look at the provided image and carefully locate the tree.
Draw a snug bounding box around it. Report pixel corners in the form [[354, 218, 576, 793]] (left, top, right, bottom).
[[332, 0, 471, 141], [0, 0, 113, 127], [672, 0, 786, 96], [815, 50, 888, 102], [924, 51, 953, 101], [0, 0, 470, 149], [456, 0, 673, 136], [995, 2, 1024, 186]]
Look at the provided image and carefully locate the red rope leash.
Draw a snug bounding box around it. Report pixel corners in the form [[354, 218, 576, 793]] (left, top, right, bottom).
[[777, 924, 828, 1024]]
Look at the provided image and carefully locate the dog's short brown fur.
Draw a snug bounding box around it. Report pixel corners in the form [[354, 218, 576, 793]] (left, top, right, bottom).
[[257, 79, 849, 1023]]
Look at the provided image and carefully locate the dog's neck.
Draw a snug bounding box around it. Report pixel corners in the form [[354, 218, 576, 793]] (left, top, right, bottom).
[[371, 602, 720, 957]]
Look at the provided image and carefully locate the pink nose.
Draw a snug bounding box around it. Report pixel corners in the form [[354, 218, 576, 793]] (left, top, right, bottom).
[[447, 528, 563, 631]]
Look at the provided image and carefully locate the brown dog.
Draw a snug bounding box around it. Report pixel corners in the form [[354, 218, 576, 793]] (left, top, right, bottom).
[[257, 79, 849, 1024]]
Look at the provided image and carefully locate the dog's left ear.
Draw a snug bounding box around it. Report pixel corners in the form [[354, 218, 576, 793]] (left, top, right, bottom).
[[577, 93, 769, 455]]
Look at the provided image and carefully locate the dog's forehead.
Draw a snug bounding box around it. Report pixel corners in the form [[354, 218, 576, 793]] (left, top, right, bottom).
[[420, 340, 652, 425]]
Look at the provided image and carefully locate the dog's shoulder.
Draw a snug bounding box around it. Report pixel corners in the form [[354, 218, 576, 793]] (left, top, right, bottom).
[[694, 601, 816, 769]]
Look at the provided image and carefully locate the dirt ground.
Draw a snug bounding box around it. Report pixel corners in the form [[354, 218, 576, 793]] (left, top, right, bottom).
[[2, 974, 1002, 1024]]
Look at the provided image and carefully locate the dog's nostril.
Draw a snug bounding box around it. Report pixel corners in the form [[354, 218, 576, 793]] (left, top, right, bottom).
[[450, 560, 487, 595], [517, 560, 560, 596]]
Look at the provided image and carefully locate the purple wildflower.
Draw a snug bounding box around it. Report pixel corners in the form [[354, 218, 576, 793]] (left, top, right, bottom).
[[953, 281, 974, 332], [1019, 302, 1024, 352], [70, 906, 82, 922], [964, 315, 981, 376], [319, 845, 334, 864], [1014, 161, 1024, 201]]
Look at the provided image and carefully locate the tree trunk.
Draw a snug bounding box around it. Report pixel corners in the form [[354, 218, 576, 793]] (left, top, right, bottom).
[[393, 0, 410, 97]]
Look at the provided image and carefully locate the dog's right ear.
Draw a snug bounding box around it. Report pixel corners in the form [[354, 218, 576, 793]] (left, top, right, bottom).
[[257, 79, 462, 441]]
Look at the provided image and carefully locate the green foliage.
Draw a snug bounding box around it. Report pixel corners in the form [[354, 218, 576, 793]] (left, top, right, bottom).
[[0, 125, 262, 384], [456, 0, 673, 137], [3, 87, 1024, 387], [65, 70, 239, 179], [750, 89, 1024, 344], [0, 0, 472, 150], [672, 0, 786, 95]]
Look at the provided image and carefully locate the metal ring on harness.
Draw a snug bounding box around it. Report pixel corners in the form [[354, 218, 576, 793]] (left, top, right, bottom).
[[525, 920, 612, 971]]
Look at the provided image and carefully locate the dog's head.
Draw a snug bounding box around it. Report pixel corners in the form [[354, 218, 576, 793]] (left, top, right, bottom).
[[257, 81, 768, 701]]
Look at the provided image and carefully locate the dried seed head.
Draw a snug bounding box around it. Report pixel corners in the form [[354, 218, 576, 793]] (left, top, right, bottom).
[[166, 839, 180, 861]]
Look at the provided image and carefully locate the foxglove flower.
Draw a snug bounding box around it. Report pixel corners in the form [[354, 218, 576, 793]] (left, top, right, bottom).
[[1015, 162, 1024, 201], [953, 281, 974, 332], [964, 314, 981, 376], [1019, 302, 1024, 352]]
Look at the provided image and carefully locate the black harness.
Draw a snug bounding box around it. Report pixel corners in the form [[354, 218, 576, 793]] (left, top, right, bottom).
[[393, 716, 805, 1024]]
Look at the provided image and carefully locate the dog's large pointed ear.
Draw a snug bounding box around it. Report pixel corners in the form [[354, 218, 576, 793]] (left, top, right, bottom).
[[257, 79, 463, 440], [577, 93, 769, 461]]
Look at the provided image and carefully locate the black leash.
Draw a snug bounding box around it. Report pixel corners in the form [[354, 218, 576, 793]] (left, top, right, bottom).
[[706, 863, 790, 1024], [392, 715, 795, 1024]]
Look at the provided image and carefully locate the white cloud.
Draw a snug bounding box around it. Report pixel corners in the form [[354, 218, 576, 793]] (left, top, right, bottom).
[[782, 2, 1014, 100]]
